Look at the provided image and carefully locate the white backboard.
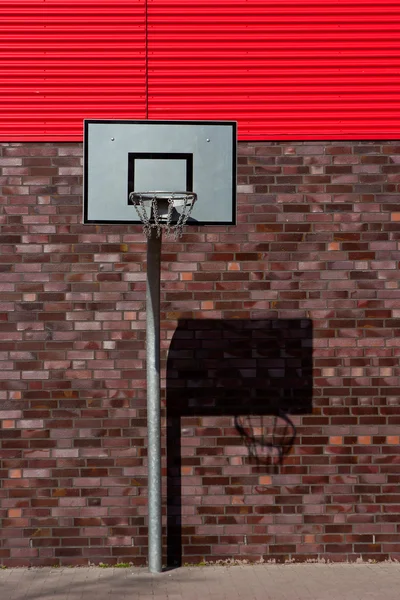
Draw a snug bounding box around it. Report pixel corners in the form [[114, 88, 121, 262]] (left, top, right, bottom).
[[84, 120, 237, 225]]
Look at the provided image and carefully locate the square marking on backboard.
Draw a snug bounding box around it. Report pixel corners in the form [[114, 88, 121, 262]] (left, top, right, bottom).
[[84, 120, 236, 225], [128, 153, 193, 198]]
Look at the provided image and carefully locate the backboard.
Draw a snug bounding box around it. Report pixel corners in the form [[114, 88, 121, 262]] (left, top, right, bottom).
[[83, 120, 237, 225]]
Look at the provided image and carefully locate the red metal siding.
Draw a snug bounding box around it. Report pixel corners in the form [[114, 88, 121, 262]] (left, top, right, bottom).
[[147, 0, 400, 140], [0, 1, 146, 141], [1, 1, 400, 140]]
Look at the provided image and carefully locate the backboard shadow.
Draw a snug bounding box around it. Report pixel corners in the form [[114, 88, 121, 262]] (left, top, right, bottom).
[[166, 318, 313, 566]]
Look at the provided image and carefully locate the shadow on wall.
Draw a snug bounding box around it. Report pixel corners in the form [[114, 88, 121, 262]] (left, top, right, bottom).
[[166, 318, 313, 567]]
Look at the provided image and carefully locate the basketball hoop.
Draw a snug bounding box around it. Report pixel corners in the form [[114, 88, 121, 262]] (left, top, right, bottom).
[[84, 119, 236, 574], [129, 191, 197, 239]]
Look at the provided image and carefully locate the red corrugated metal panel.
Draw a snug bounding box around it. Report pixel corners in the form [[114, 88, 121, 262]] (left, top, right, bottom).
[[147, 0, 400, 139], [0, 0, 146, 141]]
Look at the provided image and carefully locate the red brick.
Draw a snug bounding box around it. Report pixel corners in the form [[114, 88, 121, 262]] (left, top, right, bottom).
[[0, 140, 399, 565]]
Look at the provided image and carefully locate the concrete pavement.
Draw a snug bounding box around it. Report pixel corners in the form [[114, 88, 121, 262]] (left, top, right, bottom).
[[0, 562, 399, 600]]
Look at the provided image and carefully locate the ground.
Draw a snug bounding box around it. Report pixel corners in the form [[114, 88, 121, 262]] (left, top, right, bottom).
[[1, 563, 399, 599]]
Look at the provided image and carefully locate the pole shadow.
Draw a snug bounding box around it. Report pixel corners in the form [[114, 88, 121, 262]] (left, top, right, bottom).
[[166, 318, 313, 567]]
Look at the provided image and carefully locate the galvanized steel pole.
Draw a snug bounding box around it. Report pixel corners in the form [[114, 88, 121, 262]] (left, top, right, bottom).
[[146, 229, 162, 573]]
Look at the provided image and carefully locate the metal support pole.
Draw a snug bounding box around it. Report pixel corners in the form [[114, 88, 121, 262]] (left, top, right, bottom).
[[146, 229, 162, 573]]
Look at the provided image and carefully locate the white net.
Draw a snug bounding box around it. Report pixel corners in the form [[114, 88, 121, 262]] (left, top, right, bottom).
[[129, 191, 197, 240]]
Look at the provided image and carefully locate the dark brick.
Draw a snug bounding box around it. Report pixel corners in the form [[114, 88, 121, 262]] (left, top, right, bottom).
[[0, 140, 398, 566]]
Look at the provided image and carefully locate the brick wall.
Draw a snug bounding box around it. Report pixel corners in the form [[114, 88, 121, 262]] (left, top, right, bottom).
[[0, 141, 400, 566]]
